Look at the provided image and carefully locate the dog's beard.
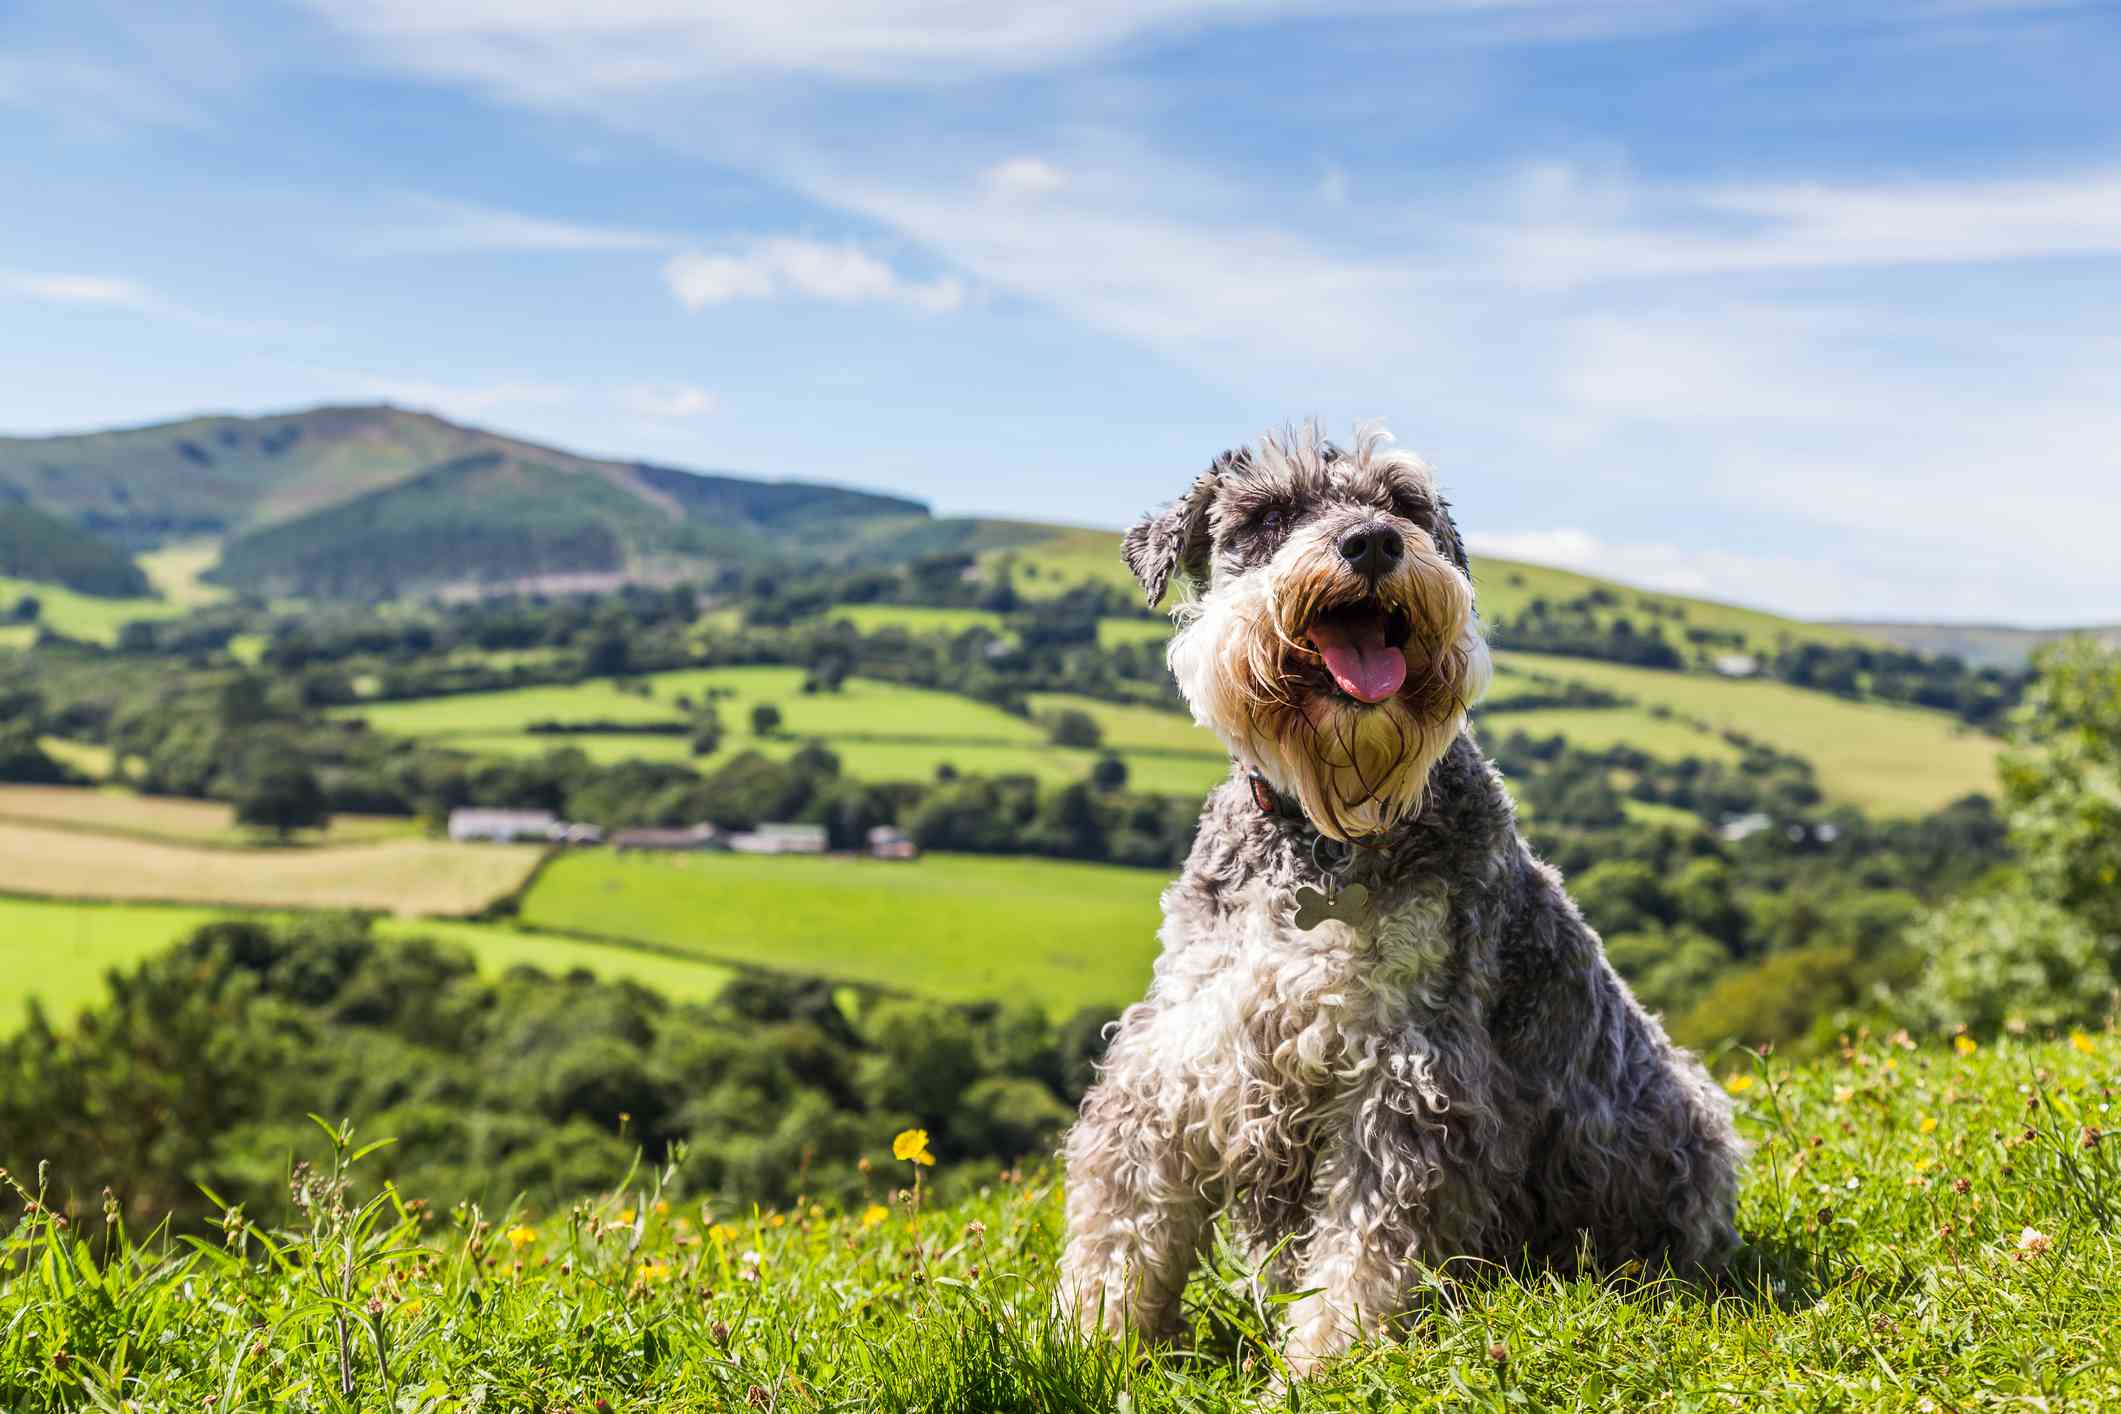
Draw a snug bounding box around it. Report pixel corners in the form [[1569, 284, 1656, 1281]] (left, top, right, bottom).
[[1170, 529, 1490, 841]]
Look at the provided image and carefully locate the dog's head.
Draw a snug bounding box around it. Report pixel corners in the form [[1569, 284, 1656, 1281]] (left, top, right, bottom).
[[1126, 422, 1490, 840]]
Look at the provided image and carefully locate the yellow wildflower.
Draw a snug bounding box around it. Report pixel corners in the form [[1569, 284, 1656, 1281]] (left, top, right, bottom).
[[710, 1224, 738, 1245], [619, 1207, 638, 1225], [1954, 1036, 1978, 1056], [2071, 1031, 2096, 1055], [768, 1213, 786, 1228], [636, 1260, 672, 1282], [655, 1201, 670, 1217], [1723, 1073, 1755, 1095], [506, 1224, 537, 1250], [1919, 1116, 1938, 1134], [861, 1205, 889, 1228], [893, 1128, 937, 1166]]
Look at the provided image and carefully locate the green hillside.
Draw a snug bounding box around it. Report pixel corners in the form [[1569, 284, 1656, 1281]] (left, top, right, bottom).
[[0, 500, 150, 597], [1842, 619, 2121, 669]]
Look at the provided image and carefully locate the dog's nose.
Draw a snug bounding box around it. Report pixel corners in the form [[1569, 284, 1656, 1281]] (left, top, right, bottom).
[[1337, 522, 1403, 581]]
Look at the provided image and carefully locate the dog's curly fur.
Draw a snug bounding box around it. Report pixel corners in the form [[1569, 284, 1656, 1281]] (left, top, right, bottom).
[[1059, 423, 1741, 1377]]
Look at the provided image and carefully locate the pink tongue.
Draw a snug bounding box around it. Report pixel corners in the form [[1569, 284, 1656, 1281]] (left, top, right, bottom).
[[1308, 616, 1407, 704]]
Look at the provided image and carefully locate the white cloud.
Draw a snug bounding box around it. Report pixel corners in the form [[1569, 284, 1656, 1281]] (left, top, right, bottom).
[[302, 1, 1734, 101], [1485, 164, 2121, 286], [985, 156, 1067, 195], [0, 270, 154, 307], [616, 383, 718, 419], [358, 197, 673, 255], [662, 238, 964, 312]]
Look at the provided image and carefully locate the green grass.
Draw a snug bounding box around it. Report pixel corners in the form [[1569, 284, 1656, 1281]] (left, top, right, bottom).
[[985, 523, 1877, 656], [1481, 703, 1745, 764], [1497, 651, 2000, 814], [0, 897, 732, 1032], [6, 1031, 2117, 1410], [823, 603, 1009, 637], [521, 851, 1165, 1015], [0, 575, 180, 646], [345, 667, 1228, 793]]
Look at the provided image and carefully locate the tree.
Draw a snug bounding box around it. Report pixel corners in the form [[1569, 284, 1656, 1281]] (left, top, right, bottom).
[[234, 757, 330, 841], [1044, 708, 1103, 750], [691, 704, 724, 758], [2000, 640, 2121, 938], [751, 703, 784, 737], [1090, 753, 1129, 791]]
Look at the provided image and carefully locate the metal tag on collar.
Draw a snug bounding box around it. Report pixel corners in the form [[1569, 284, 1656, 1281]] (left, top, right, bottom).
[[1292, 833, 1369, 931]]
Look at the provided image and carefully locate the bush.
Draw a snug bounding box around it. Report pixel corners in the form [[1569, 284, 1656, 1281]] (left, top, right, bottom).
[[1900, 886, 2116, 1038]]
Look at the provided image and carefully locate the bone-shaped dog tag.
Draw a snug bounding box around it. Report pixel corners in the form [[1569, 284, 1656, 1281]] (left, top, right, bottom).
[[1293, 881, 1369, 931]]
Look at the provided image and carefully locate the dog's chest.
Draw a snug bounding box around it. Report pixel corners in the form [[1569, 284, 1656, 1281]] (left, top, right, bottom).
[[1153, 877, 1456, 1163]]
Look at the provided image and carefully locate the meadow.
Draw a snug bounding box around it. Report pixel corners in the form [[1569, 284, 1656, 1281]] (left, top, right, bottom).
[[0, 783, 417, 848], [0, 819, 542, 915], [0, 896, 735, 1030], [1499, 652, 2001, 814], [987, 526, 1878, 655], [521, 850, 1165, 1016], [5, 1029, 2114, 1411], [339, 665, 1234, 793]]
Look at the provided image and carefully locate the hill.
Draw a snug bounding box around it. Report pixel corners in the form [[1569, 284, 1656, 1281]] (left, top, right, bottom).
[[0, 404, 945, 597], [1842, 619, 2121, 669], [0, 499, 150, 598]]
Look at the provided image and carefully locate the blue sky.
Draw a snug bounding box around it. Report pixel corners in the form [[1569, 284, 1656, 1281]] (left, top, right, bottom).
[[3, 1, 2117, 625]]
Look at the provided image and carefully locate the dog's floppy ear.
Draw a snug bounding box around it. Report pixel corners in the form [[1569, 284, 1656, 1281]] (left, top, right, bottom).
[[1429, 493, 1471, 577], [1121, 461, 1225, 608]]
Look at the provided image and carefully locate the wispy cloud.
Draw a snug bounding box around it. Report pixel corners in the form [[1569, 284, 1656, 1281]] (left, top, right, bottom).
[[616, 383, 718, 419], [301, 0, 1740, 101], [663, 239, 964, 313], [356, 196, 675, 256], [0, 270, 157, 308], [1483, 163, 2121, 286]]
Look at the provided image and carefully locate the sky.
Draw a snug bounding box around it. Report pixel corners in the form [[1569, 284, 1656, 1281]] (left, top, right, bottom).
[[2, 2, 2117, 626]]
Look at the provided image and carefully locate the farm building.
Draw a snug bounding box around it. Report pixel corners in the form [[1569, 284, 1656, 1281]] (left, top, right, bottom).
[[448, 808, 560, 844], [612, 824, 728, 853], [867, 826, 918, 860], [727, 822, 828, 855]]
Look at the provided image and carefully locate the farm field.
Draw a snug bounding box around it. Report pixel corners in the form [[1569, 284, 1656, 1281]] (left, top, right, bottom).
[[1498, 651, 2000, 814], [9, 1030, 2118, 1410], [0, 818, 542, 915], [520, 850, 1165, 1015], [986, 524, 1877, 655], [340, 665, 1232, 791], [1480, 703, 1745, 764], [0, 574, 182, 646], [823, 600, 1174, 650], [0, 899, 734, 1030], [0, 783, 418, 848]]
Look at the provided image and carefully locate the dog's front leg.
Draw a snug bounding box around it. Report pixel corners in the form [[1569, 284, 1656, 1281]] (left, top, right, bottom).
[[1056, 1072, 1213, 1343]]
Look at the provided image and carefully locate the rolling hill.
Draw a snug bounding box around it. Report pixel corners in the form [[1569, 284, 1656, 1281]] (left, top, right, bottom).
[[0, 498, 150, 597], [1840, 620, 2121, 669], [0, 404, 948, 597]]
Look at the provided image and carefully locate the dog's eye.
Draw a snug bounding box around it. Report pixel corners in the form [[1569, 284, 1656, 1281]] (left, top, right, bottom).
[[1261, 510, 1285, 534], [1388, 491, 1429, 524]]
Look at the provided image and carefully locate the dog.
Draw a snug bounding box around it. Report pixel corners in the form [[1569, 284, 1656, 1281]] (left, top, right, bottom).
[[1058, 423, 1741, 1378]]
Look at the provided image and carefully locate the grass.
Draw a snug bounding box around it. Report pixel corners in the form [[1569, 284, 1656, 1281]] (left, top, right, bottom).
[[985, 523, 1876, 655], [0, 819, 543, 916], [521, 851, 1165, 1016], [344, 666, 1229, 793], [5, 1031, 2117, 1410], [1480, 703, 1745, 764], [0, 784, 418, 849], [0, 575, 180, 646], [33, 739, 114, 779], [1497, 651, 2000, 814], [0, 898, 734, 1032]]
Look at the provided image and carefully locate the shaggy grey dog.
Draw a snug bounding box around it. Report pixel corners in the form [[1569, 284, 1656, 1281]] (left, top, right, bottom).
[[1058, 423, 1742, 1378]]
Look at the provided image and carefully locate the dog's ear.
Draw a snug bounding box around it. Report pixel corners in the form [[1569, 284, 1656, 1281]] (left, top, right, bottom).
[[1121, 461, 1225, 608], [1429, 493, 1471, 577]]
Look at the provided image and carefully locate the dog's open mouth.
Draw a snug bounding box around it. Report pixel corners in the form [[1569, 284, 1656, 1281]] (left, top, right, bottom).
[[1304, 599, 1411, 705]]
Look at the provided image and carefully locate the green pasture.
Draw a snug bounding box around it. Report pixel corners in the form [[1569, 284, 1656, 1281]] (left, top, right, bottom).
[[520, 850, 1166, 1016], [823, 603, 1008, 637], [982, 521, 1875, 657], [0, 575, 179, 646], [0, 897, 732, 1032], [1480, 703, 1744, 764], [1497, 651, 2000, 814]]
